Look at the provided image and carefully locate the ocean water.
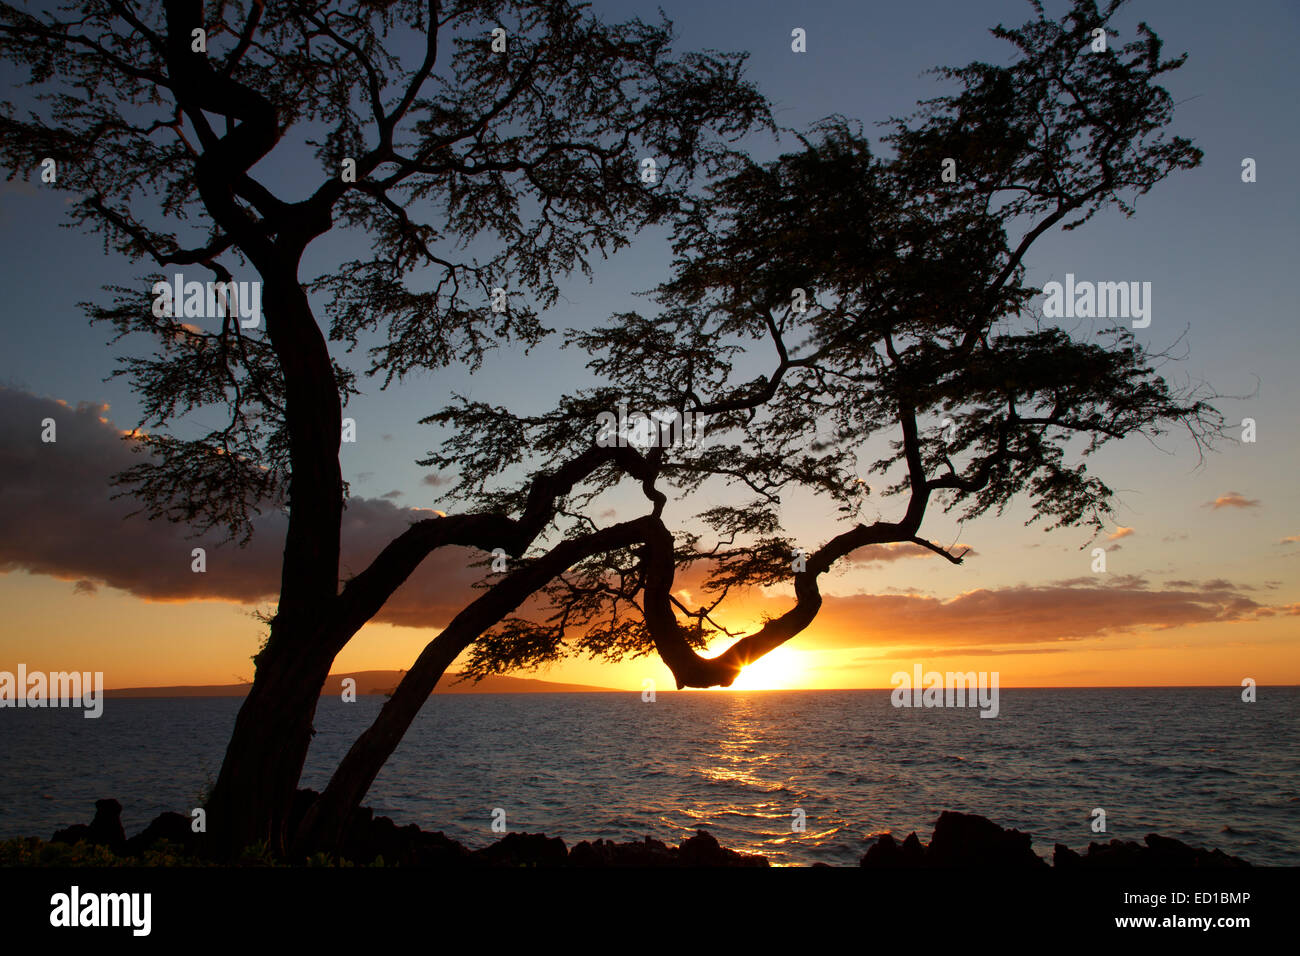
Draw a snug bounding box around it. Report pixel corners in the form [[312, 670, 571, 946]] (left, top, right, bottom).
[[1, 687, 1296, 866]]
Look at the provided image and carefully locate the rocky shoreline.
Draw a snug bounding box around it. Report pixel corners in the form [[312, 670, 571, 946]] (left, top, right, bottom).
[[15, 796, 1252, 867]]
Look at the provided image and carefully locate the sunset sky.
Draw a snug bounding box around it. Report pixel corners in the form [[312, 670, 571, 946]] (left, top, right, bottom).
[[0, 0, 1296, 691]]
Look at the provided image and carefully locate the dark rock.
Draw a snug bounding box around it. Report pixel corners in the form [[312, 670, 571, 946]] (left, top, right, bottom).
[[88, 798, 126, 852], [1085, 838, 1140, 866], [52, 800, 1253, 869], [404, 828, 471, 867], [861, 832, 924, 868], [1074, 834, 1250, 868], [1143, 833, 1201, 866], [1053, 843, 1084, 868], [859, 812, 1250, 868], [353, 814, 471, 867], [49, 823, 90, 846], [123, 811, 195, 856], [291, 789, 472, 866], [677, 828, 768, 867], [567, 831, 768, 867], [569, 835, 676, 867], [474, 832, 568, 867], [926, 811, 1047, 868], [900, 832, 926, 864], [53, 798, 125, 853]]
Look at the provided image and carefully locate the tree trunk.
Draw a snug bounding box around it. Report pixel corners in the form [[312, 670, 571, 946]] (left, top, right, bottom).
[[203, 630, 334, 858], [290, 628, 466, 856], [197, 257, 345, 857], [292, 518, 658, 855]]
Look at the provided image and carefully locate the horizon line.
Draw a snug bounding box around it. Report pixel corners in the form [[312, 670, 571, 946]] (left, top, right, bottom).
[[96, 681, 1299, 696]]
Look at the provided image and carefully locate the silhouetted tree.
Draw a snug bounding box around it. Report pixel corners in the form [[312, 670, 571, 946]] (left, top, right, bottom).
[[1, 0, 1223, 860], [295, 0, 1224, 850], [0, 0, 769, 856]]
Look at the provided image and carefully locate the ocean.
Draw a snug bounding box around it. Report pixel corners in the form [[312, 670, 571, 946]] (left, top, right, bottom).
[[2, 687, 1296, 866]]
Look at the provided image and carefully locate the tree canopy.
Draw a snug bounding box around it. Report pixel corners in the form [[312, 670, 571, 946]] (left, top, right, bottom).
[[418, 0, 1220, 690]]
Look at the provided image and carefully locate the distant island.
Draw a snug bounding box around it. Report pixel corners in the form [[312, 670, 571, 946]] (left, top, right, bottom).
[[104, 671, 622, 698]]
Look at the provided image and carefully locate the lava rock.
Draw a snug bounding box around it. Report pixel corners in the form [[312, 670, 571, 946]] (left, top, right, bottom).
[[1073, 834, 1250, 868], [860, 831, 926, 868], [53, 798, 125, 853], [677, 829, 768, 867], [569, 835, 676, 867], [860, 812, 1251, 868], [926, 811, 1047, 868], [122, 811, 195, 856], [354, 813, 471, 867], [474, 832, 568, 867]]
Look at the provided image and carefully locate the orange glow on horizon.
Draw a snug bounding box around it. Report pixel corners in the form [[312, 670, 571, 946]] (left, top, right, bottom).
[[3, 570, 1298, 690]]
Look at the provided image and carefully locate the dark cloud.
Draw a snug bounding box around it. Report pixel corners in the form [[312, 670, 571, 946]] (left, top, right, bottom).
[[381, 489, 404, 499], [0, 387, 483, 628], [421, 473, 451, 487], [1200, 578, 1244, 591]]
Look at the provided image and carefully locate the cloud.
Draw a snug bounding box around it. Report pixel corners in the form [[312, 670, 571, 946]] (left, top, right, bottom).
[[846, 541, 976, 564], [2, 387, 1284, 649], [380, 489, 404, 499], [1207, 491, 1260, 509], [421, 473, 451, 487], [1280, 535, 1300, 545], [0, 387, 484, 628], [765, 575, 1276, 652], [850, 645, 1071, 661], [1106, 527, 1134, 541]]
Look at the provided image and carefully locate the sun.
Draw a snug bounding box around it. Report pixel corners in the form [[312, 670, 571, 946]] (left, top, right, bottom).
[[725, 645, 809, 691]]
